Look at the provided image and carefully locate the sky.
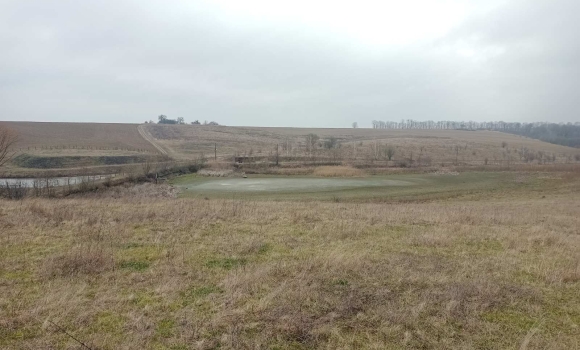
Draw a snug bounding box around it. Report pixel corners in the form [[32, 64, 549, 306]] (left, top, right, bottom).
[[1, 0, 578, 127]]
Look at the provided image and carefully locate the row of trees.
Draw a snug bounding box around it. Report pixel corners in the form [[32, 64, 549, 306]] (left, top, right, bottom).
[[371, 119, 580, 130], [371, 120, 580, 147], [157, 115, 184, 124], [151, 115, 220, 126]]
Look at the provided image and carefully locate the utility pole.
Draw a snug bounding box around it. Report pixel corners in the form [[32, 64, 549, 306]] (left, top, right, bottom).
[[214, 143, 217, 161], [275, 144, 279, 166]]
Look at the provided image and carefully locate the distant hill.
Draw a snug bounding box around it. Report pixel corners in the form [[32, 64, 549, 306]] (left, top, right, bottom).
[[144, 124, 580, 165], [2, 121, 579, 172]]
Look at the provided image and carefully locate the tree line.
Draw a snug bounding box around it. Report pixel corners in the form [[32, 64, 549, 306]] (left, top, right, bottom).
[[371, 119, 580, 148], [150, 115, 220, 126]]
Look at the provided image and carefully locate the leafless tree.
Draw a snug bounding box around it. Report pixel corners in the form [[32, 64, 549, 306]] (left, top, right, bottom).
[[142, 160, 153, 176], [0, 124, 18, 167], [305, 133, 319, 158], [386, 147, 395, 161]]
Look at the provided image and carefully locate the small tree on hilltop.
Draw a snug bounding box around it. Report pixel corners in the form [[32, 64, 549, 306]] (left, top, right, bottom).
[[352, 122, 358, 128]]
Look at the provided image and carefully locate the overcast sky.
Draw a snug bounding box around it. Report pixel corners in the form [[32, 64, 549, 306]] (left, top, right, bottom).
[[1, 0, 578, 127]]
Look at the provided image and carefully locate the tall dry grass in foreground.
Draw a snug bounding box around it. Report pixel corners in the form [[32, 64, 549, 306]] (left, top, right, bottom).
[[1, 182, 579, 349], [312, 165, 366, 177]]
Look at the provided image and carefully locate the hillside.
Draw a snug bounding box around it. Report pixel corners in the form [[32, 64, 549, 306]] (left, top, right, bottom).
[[0, 122, 165, 174], [5, 122, 158, 154], [2, 122, 579, 174], [144, 124, 580, 165]]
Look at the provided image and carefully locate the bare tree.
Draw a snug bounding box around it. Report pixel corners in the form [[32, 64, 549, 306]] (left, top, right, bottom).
[[142, 160, 153, 176], [305, 133, 319, 153], [386, 147, 395, 161], [0, 124, 18, 167]]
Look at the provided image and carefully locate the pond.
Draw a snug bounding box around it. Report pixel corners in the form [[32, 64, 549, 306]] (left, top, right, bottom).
[[176, 177, 414, 193], [0, 174, 116, 188]]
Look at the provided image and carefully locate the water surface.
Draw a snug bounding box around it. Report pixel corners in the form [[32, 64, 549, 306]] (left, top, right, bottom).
[[178, 177, 413, 193]]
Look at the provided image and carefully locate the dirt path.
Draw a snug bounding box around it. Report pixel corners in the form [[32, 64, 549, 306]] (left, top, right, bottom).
[[138, 125, 169, 156]]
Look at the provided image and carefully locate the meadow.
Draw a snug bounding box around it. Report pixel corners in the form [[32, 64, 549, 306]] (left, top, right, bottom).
[[1, 122, 580, 348], [1, 169, 579, 349]]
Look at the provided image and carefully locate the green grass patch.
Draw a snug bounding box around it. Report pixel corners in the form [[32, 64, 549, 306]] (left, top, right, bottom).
[[155, 318, 175, 338], [130, 291, 160, 307], [119, 260, 150, 271], [118, 245, 161, 262], [93, 311, 125, 334], [257, 243, 271, 254], [482, 309, 537, 331]]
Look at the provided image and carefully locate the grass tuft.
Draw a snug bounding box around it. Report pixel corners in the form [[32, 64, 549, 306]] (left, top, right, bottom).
[[43, 244, 114, 277]]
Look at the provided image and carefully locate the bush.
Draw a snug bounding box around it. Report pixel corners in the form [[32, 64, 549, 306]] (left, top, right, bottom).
[[397, 160, 409, 168]]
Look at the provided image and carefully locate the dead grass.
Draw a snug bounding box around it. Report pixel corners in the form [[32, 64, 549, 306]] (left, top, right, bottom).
[[312, 165, 366, 177], [42, 244, 115, 277], [72, 183, 179, 199], [1, 174, 579, 349], [244, 166, 314, 176]]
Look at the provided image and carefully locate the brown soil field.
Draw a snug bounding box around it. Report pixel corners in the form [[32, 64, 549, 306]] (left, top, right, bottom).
[[4, 122, 159, 154]]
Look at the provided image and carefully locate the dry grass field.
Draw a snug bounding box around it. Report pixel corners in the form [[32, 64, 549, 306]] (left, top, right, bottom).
[[1, 171, 579, 349], [144, 124, 580, 165]]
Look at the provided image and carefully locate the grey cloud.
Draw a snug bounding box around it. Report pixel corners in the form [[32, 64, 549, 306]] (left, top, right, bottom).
[[1, 0, 578, 126]]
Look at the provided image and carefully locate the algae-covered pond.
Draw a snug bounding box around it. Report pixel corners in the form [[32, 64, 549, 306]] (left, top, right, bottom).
[[170, 172, 518, 201]]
